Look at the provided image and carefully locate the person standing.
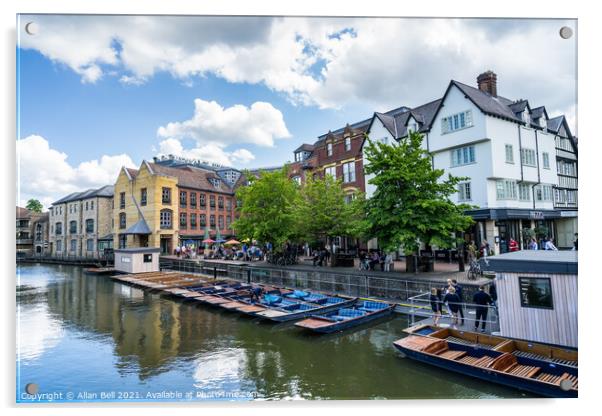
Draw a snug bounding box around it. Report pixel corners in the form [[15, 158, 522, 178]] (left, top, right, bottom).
[[509, 238, 519, 252], [430, 288, 442, 326], [443, 287, 462, 326], [384, 252, 393, 272], [451, 279, 465, 325], [473, 285, 493, 332], [528, 237, 538, 250], [467, 240, 477, 263]]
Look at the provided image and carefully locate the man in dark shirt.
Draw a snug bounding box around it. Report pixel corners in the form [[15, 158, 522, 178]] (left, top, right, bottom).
[[451, 279, 465, 325], [473, 285, 493, 332]]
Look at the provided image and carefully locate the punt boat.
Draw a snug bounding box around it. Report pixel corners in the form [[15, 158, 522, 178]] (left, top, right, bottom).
[[393, 335, 578, 398], [250, 293, 357, 322], [294, 300, 395, 333], [403, 324, 578, 368]]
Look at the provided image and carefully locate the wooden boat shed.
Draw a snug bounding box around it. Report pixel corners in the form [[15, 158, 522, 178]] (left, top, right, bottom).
[[484, 250, 577, 348], [114, 247, 161, 274]]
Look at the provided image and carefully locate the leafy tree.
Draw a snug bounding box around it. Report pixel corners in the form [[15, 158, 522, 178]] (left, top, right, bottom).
[[26, 198, 43, 213], [232, 166, 300, 252], [363, 131, 474, 256], [294, 174, 367, 247]]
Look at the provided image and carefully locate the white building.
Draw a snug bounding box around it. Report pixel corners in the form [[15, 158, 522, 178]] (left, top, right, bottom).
[[364, 71, 578, 252]]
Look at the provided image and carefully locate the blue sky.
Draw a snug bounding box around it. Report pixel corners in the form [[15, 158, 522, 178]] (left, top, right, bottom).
[[16, 15, 576, 207]]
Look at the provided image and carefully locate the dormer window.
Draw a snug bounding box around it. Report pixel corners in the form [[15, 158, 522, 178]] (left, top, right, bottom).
[[523, 109, 530, 125], [344, 137, 351, 151], [539, 117, 547, 129], [327, 143, 333, 157], [294, 152, 302, 162], [408, 122, 418, 134], [209, 178, 220, 189]]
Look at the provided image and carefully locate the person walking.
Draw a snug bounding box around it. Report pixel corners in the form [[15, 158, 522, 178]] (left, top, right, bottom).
[[528, 237, 538, 250], [509, 238, 519, 252], [443, 287, 462, 326], [473, 285, 494, 332], [430, 288, 442, 326]]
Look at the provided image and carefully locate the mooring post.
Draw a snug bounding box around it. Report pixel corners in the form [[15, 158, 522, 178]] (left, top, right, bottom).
[[247, 268, 251, 284], [213, 266, 217, 280]]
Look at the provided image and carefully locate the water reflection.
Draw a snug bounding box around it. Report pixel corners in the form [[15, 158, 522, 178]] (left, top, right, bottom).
[[16, 264, 529, 401]]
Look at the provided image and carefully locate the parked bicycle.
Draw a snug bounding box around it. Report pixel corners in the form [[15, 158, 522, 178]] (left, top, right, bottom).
[[467, 259, 483, 280]]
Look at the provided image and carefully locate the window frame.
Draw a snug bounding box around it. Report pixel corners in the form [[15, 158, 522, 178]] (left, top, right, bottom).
[[519, 276, 554, 310]]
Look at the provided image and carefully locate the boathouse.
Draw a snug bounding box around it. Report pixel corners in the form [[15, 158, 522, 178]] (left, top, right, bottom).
[[114, 247, 160, 274], [484, 250, 577, 348]]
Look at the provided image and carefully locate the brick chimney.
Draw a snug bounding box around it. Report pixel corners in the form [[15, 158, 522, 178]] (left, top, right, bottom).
[[477, 70, 497, 97]]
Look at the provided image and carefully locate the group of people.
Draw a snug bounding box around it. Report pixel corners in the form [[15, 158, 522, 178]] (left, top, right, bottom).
[[312, 247, 331, 267], [358, 250, 394, 271], [429, 279, 496, 332]]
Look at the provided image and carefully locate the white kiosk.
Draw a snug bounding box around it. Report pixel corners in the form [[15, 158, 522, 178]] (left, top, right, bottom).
[[114, 247, 160, 274]]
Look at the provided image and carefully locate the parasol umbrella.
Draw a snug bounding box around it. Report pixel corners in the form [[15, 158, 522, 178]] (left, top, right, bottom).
[[202, 238, 215, 244], [215, 238, 226, 244], [224, 239, 241, 245]]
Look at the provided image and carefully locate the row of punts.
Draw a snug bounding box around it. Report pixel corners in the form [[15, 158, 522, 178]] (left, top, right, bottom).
[[394, 324, 578, 398], [108, 271, 578, 397], [110, 271, 395, 332]]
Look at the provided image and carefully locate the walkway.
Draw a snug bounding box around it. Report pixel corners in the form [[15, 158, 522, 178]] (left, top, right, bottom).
[[161, 255, 491, 286]]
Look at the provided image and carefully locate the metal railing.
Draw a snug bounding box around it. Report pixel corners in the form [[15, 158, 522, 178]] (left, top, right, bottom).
[[407, 291, 500, 333], [160, 258, 489, 302]]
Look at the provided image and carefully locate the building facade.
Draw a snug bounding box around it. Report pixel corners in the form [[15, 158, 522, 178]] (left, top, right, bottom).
[[16, 207, 49, 256], [49, 185, 114, 257], [365, 71, 578, 252], [113, 157, 242, 255]]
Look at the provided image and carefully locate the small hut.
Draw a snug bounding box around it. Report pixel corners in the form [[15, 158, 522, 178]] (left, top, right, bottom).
[[484, 250, 577, 347], [114, 247, 160, 274]]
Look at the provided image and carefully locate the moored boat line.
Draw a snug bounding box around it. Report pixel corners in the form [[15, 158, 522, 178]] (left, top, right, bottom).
[[392, 335, 578, 398]]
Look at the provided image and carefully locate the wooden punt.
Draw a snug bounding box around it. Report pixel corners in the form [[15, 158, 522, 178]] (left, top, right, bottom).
[[295, 301, 395, 333], [403, 324, 577, 367], [84, 267, 116, 275], [393, 335, 578, 398]]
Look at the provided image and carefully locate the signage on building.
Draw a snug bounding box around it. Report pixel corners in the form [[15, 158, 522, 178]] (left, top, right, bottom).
[[560, 211, 578, 218], [529, 211, 544, 219]]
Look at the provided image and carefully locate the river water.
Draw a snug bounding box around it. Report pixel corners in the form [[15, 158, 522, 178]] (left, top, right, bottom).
[[16, 263, 530, 402]]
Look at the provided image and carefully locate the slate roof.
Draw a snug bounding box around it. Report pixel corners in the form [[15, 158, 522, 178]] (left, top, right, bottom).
[[53, 185, 114, 205], [450, 80, 522, 123], [123, 218, 152, 235], [16, 206, 30, 219], [148, 163, 235, 193], [547, 115, 564, 133], [294, 143, 315, 153]]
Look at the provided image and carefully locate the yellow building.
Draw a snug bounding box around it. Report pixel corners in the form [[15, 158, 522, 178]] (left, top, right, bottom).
[[113, 161, 179, 255]]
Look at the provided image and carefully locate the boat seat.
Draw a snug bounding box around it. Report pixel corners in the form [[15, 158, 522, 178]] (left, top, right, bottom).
[[438, 350, 467, 360], [473, 356, 497, 368], [508, 364, 541, 378]]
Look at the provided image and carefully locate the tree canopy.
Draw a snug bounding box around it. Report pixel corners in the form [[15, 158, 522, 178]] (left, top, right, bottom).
[[232, 166, 300, 251], [26, 198, 43, 213], [294, 174, 367, 246], [363, 131, 474, 254]]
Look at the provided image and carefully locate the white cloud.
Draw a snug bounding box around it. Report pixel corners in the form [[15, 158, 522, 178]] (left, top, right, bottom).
[[16, 135, 136, 208], [20, 15, 576, 130], [157, 99, 290, 147]]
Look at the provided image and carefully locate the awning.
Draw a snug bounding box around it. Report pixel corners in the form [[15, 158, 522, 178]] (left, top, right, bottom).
[[121, 219, 152, 235]]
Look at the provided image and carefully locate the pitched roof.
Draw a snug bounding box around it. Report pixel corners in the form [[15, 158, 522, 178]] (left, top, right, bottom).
[[147, 163, 234, 193], [123, 218, 151, 235], [125, 168, 139, 179], [53, 185, 115, 205], [395, 98, 443, 137], [450, 80, 521, 122], [294, 143, 315, 153], [16, 206, 30, 218]]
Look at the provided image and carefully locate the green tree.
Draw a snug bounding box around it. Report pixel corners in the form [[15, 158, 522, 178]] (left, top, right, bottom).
[[294, 175, 367, 247], [25, 198, 43, 213], [232, 166, 300, 252], [363, 131, 474, 256]]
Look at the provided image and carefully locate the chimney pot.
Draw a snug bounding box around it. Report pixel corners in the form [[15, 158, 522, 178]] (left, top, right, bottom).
[[477, 70, 498, 97]]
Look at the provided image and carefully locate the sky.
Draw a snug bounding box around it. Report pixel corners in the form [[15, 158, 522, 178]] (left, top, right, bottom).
[[16, 15, 577, 208]]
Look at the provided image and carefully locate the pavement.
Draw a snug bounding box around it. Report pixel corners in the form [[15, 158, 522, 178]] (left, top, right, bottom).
[[162, 255, 491, 285]]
